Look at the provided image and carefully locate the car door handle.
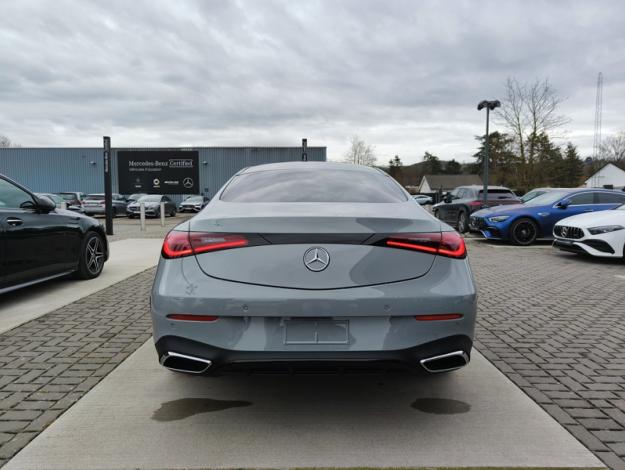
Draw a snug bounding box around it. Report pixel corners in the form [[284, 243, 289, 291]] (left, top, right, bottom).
[[6, 217, 23, 226]]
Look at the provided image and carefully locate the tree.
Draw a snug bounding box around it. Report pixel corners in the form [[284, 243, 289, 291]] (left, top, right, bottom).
[[599, 131, 625, 162], [388, 155, 403, 183], [443, 159, 462, 174], [559, 143, 584, 187], [422, 151, 442, 174], [472, 132, 520, 188], [497, 77, 569, 187], [0, 135, 15, 148], [343, 135, 377, 166]]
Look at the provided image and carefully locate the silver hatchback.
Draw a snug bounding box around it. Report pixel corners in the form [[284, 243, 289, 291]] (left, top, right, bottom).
[[151, 162, 476, 375]]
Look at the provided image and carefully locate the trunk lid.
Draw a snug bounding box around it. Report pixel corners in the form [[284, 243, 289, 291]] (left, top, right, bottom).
[[189, 202, 443, 289]]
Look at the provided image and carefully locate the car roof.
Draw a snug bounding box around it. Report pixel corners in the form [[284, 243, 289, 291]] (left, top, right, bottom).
[[238, 161, 383, 175], [459, 185, 513, 190]]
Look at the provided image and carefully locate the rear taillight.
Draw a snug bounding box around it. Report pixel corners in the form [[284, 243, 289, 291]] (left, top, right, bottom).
[[415, 313, 463, 321], [468, 201, 483, 208], [384, 232, 466, 259], [162, 232, 251, 259], [166, 314, 219, 322]]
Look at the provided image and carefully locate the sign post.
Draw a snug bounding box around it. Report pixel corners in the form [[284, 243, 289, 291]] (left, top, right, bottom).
[[103, 136, 113, 235], [302, 138, 307, 161]]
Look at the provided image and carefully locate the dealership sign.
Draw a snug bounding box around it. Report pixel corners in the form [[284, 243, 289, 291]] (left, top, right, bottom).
[[117, 150, 200, 194]]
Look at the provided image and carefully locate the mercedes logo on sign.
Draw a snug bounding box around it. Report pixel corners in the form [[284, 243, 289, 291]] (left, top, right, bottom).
[[303, 247, 330, 272], [561, 226, 568, 238], [183, 177, 194, 189]]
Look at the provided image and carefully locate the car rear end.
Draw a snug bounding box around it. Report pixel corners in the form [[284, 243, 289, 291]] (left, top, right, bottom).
[[151, 163, 477, 375], [82, 194, 106, 216]]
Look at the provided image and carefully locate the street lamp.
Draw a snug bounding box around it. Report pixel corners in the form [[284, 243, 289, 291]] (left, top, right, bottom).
[[477, 99, 501, 205]]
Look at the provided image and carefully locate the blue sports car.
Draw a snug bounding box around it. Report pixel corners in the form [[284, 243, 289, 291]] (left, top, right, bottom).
[[469, 188, 625, 245]]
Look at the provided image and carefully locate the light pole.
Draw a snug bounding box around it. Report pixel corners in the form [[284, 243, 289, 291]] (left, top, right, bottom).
[[477, 100, 501, 206]]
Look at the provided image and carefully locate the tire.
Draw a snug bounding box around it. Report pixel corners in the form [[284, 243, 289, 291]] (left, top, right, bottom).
[[128, 214, 134, 219], [169, 209, 176, 217], [73, 231, 105, 280], [457, 211, 468, 234], [510, 218, 538, 246]]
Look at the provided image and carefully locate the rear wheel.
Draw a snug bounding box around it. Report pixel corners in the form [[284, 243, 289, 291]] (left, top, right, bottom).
[[169, 208, 176, 217], [74, 231, 105, 279], [457, 211, 468, 233], [433, 210, 440, 219], [510, 218, 538, 246]]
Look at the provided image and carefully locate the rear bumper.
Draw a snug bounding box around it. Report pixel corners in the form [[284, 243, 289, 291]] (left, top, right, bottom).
[[151, 254, 477, 374], [155, 334, 473, 374]]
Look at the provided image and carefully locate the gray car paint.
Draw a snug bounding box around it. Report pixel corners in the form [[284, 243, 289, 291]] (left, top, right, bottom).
[[151, 162, 477, 369]]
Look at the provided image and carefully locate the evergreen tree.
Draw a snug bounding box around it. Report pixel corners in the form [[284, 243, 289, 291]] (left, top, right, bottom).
[[423, 151, 442, 174], [388, 155, 403, 183], [560, 143, 584, 187], [444, 159, 462, 174], [472, 132, 520, 189]]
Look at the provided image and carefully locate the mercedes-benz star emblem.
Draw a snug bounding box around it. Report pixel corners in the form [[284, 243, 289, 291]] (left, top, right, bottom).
[[303, 247, 330, 272], [561, 226, 568, 238], [183, 177, 194, 189]]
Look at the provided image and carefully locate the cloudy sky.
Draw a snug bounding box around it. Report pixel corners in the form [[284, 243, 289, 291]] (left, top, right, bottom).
[[1, 0, 624, 164]]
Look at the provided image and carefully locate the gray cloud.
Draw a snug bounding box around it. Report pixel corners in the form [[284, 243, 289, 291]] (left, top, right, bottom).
[[1, 0, 624, 163]]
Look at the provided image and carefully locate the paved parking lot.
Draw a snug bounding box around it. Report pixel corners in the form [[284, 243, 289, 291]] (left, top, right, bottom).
[[468, 239, 625, 470], [0, 234, 623, 468]]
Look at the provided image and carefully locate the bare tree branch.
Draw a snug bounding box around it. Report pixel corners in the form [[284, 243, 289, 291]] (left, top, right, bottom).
[[343, 135, 377, 166], [599, 131, 625, 162]]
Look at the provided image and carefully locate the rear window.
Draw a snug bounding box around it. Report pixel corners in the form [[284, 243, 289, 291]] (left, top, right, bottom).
[[59, 193, 76, 201], [221, 169, 408, 203], [85, 194, 104, 200], [477, 189, 517, 200]]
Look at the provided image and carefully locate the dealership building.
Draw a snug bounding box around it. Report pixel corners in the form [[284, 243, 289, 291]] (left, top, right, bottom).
[[0, 146, 326, 201]]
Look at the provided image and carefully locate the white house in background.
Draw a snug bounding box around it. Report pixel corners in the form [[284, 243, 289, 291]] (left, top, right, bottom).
[[585, 163, 625, 189]]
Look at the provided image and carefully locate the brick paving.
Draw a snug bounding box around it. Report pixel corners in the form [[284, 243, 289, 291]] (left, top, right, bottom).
[[0, 268, 155, 467], [1, 236, 624, 468], [469, 240, 625, 470]]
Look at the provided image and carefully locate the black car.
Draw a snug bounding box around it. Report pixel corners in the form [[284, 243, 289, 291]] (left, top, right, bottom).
[[432, 185, 520, 233], [0, 174, 108, 294], [178, 195, 210, 212]]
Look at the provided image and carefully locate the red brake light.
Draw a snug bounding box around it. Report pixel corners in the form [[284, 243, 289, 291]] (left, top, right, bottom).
[[385, 232, 466, 259], [162, 232, 249, 259], [468, 200, 483, 207], [167, 314, 219, 322], [415, 313, 463, 321]]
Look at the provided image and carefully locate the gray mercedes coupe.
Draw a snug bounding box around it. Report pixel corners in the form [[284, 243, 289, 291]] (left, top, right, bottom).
[[151, 162, 476, 375]]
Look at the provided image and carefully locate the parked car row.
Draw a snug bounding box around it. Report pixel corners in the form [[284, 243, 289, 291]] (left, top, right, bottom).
[[22, 191, 211, 219], [432, 183, 625, 259], [469, 188, 625, 246]]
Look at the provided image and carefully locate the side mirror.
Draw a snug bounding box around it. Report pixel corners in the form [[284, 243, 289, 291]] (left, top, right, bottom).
[[35, 195, 56, 213], [556, 199, 570, 209], [443, 194, 452, 203]]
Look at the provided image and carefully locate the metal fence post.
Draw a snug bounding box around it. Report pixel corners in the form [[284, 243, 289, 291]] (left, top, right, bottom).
[[140, 203, 146, 231], [160, 202, 165, 227]]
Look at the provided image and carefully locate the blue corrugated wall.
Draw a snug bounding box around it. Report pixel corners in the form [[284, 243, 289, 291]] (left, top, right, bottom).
[[0, 147, 326, 201]]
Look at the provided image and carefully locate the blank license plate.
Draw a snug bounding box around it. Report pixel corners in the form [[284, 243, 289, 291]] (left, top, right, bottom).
[[284, 319, 349, 345]]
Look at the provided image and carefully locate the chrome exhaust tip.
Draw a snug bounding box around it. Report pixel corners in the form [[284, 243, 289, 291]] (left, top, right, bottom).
[[160, 351, 212, 374], [420, 350, 469, 373]]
